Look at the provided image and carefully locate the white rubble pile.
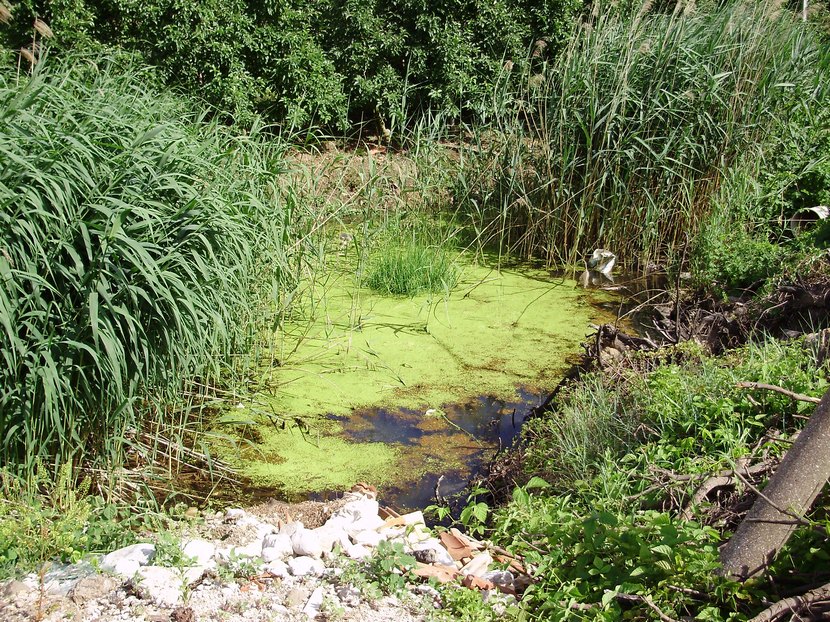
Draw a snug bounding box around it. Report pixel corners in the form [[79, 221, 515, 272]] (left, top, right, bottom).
[[0, 492, 521, 621]]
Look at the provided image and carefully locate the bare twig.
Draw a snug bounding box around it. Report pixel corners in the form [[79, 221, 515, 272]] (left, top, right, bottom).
[[736, 382, 821, 404], [747, 581, 830, 622], [613, 592, 681, 622]]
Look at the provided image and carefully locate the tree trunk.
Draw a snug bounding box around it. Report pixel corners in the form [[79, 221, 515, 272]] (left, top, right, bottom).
[[720, 388, 830, 580]]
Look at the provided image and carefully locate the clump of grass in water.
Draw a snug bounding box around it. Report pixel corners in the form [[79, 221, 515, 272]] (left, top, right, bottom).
[[364, 240, 458, 296]]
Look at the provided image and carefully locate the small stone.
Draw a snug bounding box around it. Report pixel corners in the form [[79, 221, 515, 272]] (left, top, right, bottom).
[[70, 575, 117, 604], [302, 586, 324, 619], [1, 580, 30, 598], [287, 556, 325, 577], [285, 587, 309, 609], [415, 583, 440, 599], [225, 508, 246, 521], [264, 560, 289, 578], [353, 530, 384, 548], [345, 543, 371, 560], [181, 540, 215, 566], [170, 606, 196, 622], [135, 567, 183, 607], [101, 543, 156, 577], [413, 549, 436, 564], [482, 569, 515, 590], [336, 584, 360, 606], [291, 529, 324, 558], [410, 539, 454, 567]]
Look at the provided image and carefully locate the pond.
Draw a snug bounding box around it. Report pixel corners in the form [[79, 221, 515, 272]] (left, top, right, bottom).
[[217, 254, 619, 510]]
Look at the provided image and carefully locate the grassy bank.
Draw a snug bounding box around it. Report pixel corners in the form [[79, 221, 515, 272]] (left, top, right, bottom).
[[0, 53, 313, 486], [449, 337, 830, 620]]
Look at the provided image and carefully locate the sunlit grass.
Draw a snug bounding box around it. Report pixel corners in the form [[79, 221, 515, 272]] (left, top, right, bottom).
[[0, 53, 305, 481]]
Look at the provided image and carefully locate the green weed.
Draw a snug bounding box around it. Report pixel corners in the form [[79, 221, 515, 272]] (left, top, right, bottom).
[[0, 53, 306, 483], [453, 2, 830, 267]]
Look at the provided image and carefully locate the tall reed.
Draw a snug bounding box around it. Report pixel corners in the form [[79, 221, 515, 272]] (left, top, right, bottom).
[[0, 53, 300, 479], [455, 2, 830, 267]]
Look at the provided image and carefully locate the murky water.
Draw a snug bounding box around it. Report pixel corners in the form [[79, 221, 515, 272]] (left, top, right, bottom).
[[328, 388, 541, 509], [218, 257, 625, 509]]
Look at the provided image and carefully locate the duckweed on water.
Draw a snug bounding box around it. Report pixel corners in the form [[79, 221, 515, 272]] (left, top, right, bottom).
[[217, 256, 611, 497]]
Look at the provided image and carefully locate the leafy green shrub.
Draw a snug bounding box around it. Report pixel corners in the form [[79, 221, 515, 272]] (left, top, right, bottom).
[[486, 338, 828, 618], [0, 54, 294, 476], [6, 0, 580, 129], [690, 223, 784, 298]]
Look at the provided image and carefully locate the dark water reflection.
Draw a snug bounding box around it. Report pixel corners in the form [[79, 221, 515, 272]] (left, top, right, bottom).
[[326, 388, 543, 510]]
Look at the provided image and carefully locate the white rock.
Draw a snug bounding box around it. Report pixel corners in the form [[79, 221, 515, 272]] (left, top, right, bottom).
[[483, 569, 515, 590], [23, 561, 97, 596], [302, 586, 324, 619], [337, 498, 379, 523], [399, 511, 425, 526], [291, 529, 324, 558], [261, 533, 293, 561], [264, 560, 289, 578], [345, 544, 372, 560], [379, 526, 406, 542], [182, 540, 215, 566], [353, 530, 384, 548], [460, 552, 493, 578], [345, 514, 385, 536], [101, 543, 156, 577], [322, 515, 351, 531], [311, 526, 348, 554], [288, 556, 325, 577], [135, 566, 183, 607], [279, 521, 304, 537], [410, 539, 454, 567], [231, 539, 262, 559], [182, 566, 206, 585], [254, 521, 277, 540]]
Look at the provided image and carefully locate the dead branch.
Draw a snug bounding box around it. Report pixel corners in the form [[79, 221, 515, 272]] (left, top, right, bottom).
[[747, 581, 830, 622], [736, 382, 821, 405], [613, 592, 681, 622]]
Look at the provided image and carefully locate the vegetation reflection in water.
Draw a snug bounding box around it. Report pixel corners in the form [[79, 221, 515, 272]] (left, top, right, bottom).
[[218, 256, 613, 505]]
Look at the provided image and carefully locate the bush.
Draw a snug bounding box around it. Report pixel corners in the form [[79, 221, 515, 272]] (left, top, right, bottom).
[[3, 0, 580, 129], [690, 223, 784, 298]]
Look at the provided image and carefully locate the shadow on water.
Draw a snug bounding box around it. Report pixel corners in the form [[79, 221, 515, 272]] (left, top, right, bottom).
[[325, 388, 544, 510]]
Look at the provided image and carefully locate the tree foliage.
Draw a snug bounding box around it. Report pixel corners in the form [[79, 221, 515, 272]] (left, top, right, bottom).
[[2, 0, 580, 128]]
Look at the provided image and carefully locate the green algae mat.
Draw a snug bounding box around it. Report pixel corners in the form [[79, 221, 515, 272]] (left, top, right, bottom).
[[218, 256, 612, 505]]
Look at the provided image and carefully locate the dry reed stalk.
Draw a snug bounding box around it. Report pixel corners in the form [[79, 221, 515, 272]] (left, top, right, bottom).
[[33, 18, 53, 38]]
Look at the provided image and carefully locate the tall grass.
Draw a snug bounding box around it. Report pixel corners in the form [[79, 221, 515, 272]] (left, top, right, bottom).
[[0, 53, 300, 479], [455, 2, 830, 267]]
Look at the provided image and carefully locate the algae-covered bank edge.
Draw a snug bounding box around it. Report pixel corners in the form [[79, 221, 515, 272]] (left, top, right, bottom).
[[212, 259, 613, 498]]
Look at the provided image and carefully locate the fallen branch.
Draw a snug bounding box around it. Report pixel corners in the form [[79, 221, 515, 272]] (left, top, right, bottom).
[[747, 581, 830, 622], [736, 382, 821, 404], [613, 592, 681, 622]]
